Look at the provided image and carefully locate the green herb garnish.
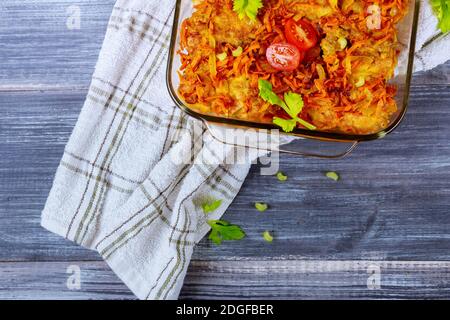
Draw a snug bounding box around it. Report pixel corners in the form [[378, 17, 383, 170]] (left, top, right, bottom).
[[233, 0, 263, 21], [232, 46, 243, 57], [202, 199, 223, 214], [258, 78, 286, 106], [326, 171, 340, 181], [277, 171, 288, 182], [255, 202, 268, 212], [338, 37, 348, 50], [263, 231, 274, 243], [258, 79, 316, 132], [208, 220, 246, 245], [430, 0, 450, 33], [216, 52, 227, 61]]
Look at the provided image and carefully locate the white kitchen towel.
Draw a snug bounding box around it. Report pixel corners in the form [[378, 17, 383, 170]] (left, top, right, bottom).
[[415, 0, 450, 72], [42, 0, 450, 300]]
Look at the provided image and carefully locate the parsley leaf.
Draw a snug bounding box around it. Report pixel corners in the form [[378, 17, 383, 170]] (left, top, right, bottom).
[[233, 0, 263, 21], [255, 202, 269, 212], [209, 229, 222, 245], [283, 91, 304, 118], [258, 79, 316, 132], [272, 118, 297, 132], [202, 199, 222, 214], [431, 0, 450, 33], [296, 118, 317, 131], [207, 220, 246, 245], [282, 91, 316, 130], [258, 79, 287, 109]]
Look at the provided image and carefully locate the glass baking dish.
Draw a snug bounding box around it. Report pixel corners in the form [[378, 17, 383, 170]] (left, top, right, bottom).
[[166, 0, 420, 156]]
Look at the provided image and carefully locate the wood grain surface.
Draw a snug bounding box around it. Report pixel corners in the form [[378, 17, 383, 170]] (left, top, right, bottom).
[[1, 0, 450, 300]]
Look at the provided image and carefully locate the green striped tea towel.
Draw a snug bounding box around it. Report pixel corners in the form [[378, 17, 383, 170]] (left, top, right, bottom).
[[41, 0, 262, 300]]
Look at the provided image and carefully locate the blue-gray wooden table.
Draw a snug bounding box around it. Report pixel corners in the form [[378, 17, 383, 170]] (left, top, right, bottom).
[[1, 0, 450, 300]]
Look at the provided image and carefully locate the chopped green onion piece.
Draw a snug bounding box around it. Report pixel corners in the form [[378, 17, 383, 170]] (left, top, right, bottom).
[[326, 171, 340, 181], [390, 7, 398, 16], [263, 231, 274, 243], [232, 46, 243, 57], [338, 37, 348, 50], [355, 77, 365, 88], [277, 171, 288, 181], [255, 202, 268, 212], [216, 52, 227, 61]]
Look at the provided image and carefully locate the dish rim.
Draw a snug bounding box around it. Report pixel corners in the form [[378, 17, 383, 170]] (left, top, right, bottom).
[[166, 0, 420, 142]]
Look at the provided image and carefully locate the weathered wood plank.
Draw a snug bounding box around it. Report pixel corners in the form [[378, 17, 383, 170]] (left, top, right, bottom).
[[1, 85, 450, 263], [0, 0, 449, 90], [414, 64, 450, 85], [1, 260, 449, 300], [0, 0, 114, 90], [0, 261, 132, 300], [1, 0, 450, 300]]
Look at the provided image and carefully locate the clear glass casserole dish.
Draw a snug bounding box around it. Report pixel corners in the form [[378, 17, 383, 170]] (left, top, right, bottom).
[[166, 0, 420, 156]]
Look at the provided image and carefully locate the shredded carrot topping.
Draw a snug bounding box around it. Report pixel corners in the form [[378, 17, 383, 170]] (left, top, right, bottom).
[[178, 0, 409, 134]]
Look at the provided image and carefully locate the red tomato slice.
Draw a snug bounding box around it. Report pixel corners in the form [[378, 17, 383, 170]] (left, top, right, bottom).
[[285, 19, 318, 51], [266, 43, 303, 71]]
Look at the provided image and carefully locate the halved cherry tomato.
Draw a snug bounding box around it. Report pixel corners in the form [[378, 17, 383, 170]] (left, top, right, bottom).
[[285, 19, 318, 51], [266, 43, 304, 71]]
